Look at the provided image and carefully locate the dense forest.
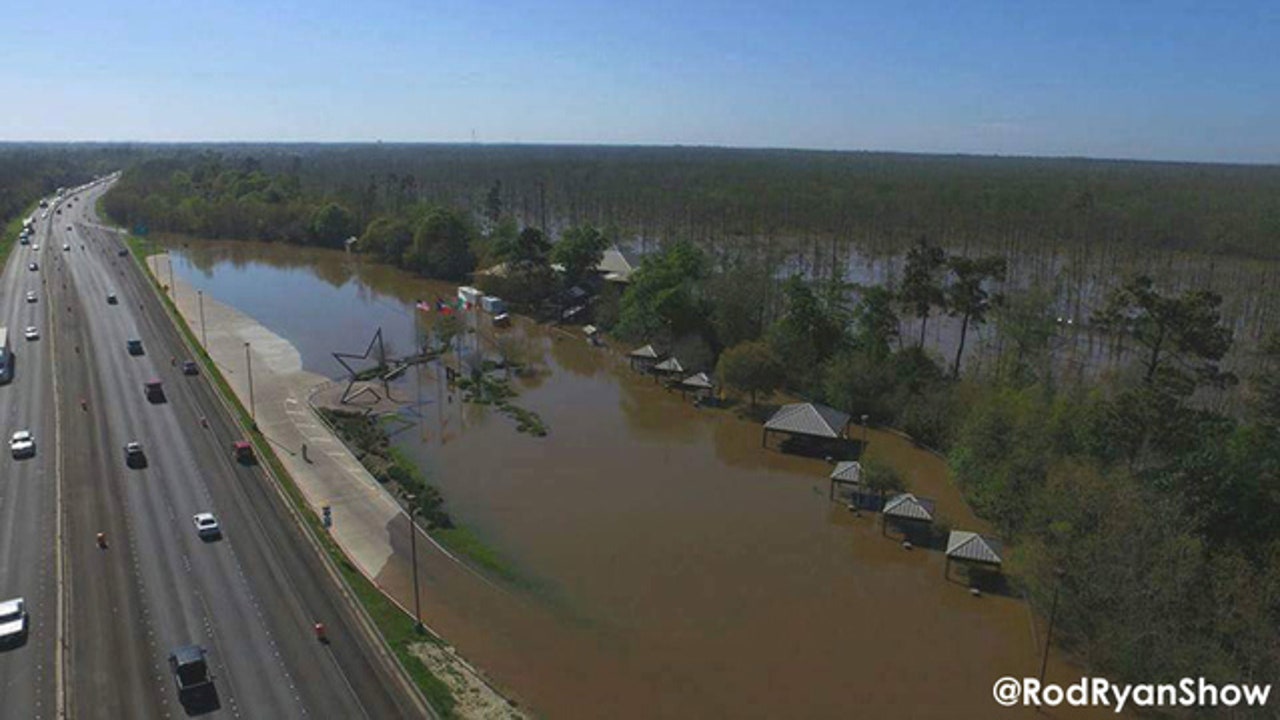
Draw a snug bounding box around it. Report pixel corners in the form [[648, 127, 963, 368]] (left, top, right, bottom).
[[0, 143, 140, 238]]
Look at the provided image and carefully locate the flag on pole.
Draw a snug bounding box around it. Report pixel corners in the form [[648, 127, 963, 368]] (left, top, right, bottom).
[[415, 299, 432, 313]]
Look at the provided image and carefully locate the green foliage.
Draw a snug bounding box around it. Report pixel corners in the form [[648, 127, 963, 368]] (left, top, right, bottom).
[[359, 215, 414, 264], [309, 201, 357, 247], [899, 237, 948, 346], [551, 225, 608, 288], [715, 341, 783, 406], [1094, 274, 1235, 388], [767, 275, 846, 392], [945, 254, 1007, 376], [850, 285, 900, 359], [615, 240, 709, 342], [405, 207, 476, 281], [860, 459, 905, 498]]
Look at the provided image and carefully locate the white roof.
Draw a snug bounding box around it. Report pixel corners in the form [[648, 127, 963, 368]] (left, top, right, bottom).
[[628, 344, 660, 359], [763, 403, 851, 439], [680, 372, 714, 389], [829, 461, 862, 482], [596, 246, 639, 282], [946, 531, 1003, 565], [654, 357, 684, 373], [883, 493, 935, 522]]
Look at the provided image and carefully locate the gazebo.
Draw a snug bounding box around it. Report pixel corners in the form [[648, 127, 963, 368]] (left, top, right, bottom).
[[652, 356, 685, 383], [944, 530, 1003, 579], [881, 492, 935, 536], [828, 460, 862, 501], [761, 402, 851, 448], [628, 344, 661, 371], [679, 372, 714, 400]]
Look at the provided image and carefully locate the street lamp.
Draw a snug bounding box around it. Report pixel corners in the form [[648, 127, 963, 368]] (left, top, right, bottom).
[[405, 496, 424, 633], [245, 342, 256, 423], [861, 414, 870, 453], [1039, 566, 1066, 683], [197, 289, 207, 348]]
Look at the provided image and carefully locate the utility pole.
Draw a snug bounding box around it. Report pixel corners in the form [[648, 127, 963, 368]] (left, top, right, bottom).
[[406, 498, 424, 633], [167, 250, 176, 302], [1039, 567, 1066, 683], [198, 290, 207, 348], [245, 342, 256, 423]]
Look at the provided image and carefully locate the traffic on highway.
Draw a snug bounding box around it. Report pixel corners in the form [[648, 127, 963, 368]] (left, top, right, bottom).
[[0, 180, 429, 718]]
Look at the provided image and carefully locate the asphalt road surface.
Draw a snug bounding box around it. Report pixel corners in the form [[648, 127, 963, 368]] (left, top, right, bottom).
[[0, 180, 429, 719], [0, 191, 64, 720]]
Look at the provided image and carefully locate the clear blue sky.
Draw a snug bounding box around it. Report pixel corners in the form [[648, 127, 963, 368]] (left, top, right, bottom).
[[1, 0, 1275, 163]]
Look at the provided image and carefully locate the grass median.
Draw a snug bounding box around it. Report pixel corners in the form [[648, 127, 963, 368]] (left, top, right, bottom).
[[122, 233, 458, 717]]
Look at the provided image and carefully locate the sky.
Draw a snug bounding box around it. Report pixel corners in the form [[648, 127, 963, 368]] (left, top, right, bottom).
[[1, 0, 1275, 163]]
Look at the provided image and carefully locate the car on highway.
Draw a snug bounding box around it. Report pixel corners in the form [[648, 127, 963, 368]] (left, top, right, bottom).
[[0, 598, 28, 646], [144, 379, 165, 403], [30, 244, 39, 252], [9, 430, 35, 459], [107, 292, 118, 304], [27, 262, 37, 272], [117, 248, 128, 257], [25, 291, 36, 303], [62, 243, 70, 251], [169, 644, 214, 698], [232, 440, 255, 464], [127, 338, 143, 355], [182, 360, 199, 375], [65, 225, 71, 232], [193, 513, 221, 540], [124, 441, 147, 468], [23, 327, 38, 342]]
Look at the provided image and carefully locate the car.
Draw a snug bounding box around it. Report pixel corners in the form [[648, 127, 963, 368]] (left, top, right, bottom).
[[169, 644, 214, 697], [65, 226, 71, 232], [30, 244, 39, 252], [0, 598, 28, 646], [232, 441, 255, 464], [27, 262, 37, 272], [124, 441, 146, 468], [144, 379, 165, 403], [25, 291, 36, 303], [117, 248, 128, 257], [62, 243, 70, 251], [181, 360, 199, 375], [18, 236, 29, 246], [126, 339, 143, 355], [23, 327, 38, 341], [9, 430, 35, 459], [106, 292, 118, 305], [193, 513, 221, 540]]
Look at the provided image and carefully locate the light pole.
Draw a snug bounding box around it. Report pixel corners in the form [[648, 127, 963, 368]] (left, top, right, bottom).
[[861, 414, 869, 453], [245, 342, 256, 423], [1039, 566, 1066, 683], [198, 290, 207, 348], [405, 496, 424, 633], [167, 250, 175, 301]]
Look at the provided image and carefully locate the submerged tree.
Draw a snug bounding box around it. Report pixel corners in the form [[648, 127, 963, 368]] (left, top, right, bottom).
[[945, 255, 1007, 377], [1093, 275, 1234, 388], [899, 237, 948, 347], [716, 341, 783, 407]]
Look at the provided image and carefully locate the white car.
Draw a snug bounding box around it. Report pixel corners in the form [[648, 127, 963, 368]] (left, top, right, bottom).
[[0, 598, 28, 645], [10, 430, 35, 458], [193, 513, 221, 540], [31, 244, 39, 252], [24, 326, 38, 341], [62, 243, 70, 251], [25, 291, 37, 303]]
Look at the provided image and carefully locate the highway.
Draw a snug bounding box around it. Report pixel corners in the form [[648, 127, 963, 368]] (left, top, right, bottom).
[[0, 180, 428, 718], [0, 194, 61, 719]]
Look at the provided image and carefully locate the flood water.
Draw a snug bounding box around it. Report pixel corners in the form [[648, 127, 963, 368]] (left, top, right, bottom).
[[161, 237, 1115, 719]]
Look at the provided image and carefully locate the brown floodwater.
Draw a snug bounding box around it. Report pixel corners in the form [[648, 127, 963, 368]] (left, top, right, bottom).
[[161, 237, 1117, 719]]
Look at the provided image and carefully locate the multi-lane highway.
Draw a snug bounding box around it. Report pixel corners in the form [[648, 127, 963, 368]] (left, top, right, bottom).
[[0, 181, 429, 718], [0, 193, 61, 719]]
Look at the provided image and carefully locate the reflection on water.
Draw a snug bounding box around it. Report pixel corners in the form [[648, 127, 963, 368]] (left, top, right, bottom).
[[165, 238, 1110, 719]]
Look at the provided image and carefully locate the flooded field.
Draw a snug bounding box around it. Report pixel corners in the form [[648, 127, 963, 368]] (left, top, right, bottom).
[[162, 237, 1115, 718]]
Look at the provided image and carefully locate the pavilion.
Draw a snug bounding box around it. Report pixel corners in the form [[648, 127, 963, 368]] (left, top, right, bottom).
[[761, 402, 851, 449], [881, 492, 936, 536], [944, 530, 1003, 579], [628, 344, 661, 371]]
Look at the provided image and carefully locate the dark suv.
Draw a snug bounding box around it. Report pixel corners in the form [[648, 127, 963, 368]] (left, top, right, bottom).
[[169, 644, 214, 698]]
